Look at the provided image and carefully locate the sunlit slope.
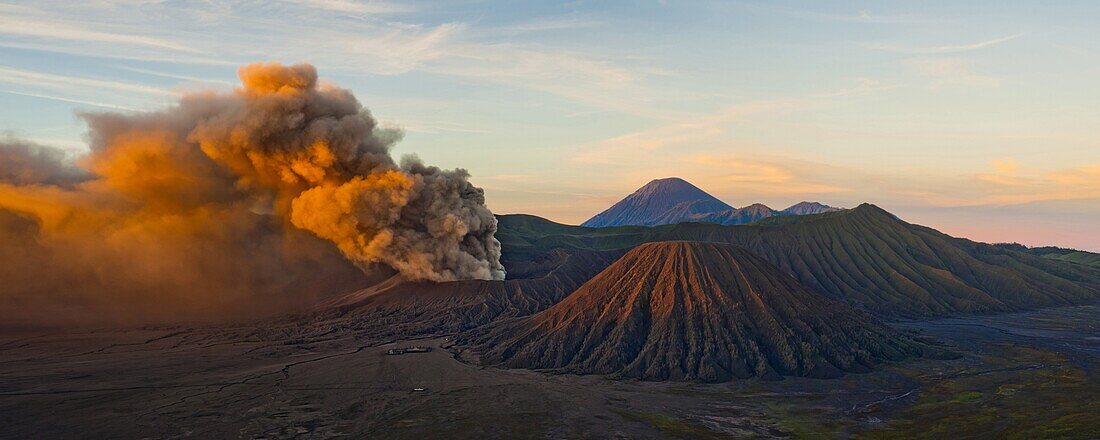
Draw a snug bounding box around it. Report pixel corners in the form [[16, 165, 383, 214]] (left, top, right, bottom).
[[469, 242, 923, 381], [496, 204, 1100, 318]]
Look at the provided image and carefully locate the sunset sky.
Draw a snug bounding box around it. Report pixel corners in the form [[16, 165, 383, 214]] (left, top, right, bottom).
[[2, 1, 1098, 250]]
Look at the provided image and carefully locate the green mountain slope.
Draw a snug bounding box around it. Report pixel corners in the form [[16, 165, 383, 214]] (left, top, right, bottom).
[[496, 205, 1100, 318], [1043, 251, 1100, 268], [995, 244, 1100, 269]]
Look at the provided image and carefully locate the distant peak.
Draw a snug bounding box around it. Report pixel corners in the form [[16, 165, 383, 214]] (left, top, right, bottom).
[[849, 203, 901, 221], [781, 201, 842, 215], [637, 177, 698, 192], [742, 203, 774, 210], [582, 177, 731, 227]]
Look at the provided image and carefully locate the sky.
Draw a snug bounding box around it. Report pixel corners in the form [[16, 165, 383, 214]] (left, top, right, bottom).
[[1, 0, 1098, 251]]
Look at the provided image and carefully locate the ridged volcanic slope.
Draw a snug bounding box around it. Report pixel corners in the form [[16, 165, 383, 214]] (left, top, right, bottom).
[[496, 204, 1100, 318], [318, 248, 626, 338], [662, 205, 1100, 317], [469, 241, 922, 381]]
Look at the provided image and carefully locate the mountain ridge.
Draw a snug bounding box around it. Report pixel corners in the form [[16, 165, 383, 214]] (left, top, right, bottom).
[[498, 204, 1100, 318], [691, 203, 779, 225], [467, 241, 924, 381], [581, 177, 840, 227], [781, 201, 843, 215]]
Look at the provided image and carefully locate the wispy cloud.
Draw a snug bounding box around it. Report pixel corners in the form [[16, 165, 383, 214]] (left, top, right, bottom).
[[891, 160, 1100, 208], [573, 99, 802, 165], [0, 90, 136, 111], [991, 158, 1020, 174], [113, 65, 233, 86], [494, 17, 603, 34], [379, 117, 491, 134], [0, 1, 667, 118], [809, 77, 900, 98], [745, 4, 932, 25], [867, 34, 1023, 54], [0, 12, 199, 53], [0, 65, 177, 113], [286, 0, 414, 15], [475, 174, 536, 182], [685, 155, 847, 196], [336, 22, 466, 74], [0, 66, 177, 98], [574, 77, 899, 167], [909, 57, 1001, 87]]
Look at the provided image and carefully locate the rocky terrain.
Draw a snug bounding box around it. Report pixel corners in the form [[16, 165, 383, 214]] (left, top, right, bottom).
[[310, 248, 627, 339], [468, 242, 925, 381], [3, 190, 1100, 438], [501, 204, 1100, 318]]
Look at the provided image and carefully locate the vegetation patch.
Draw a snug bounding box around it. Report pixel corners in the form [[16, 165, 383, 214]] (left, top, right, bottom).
[[612, 409, 728, 440], [859, 344, 1100, 439]]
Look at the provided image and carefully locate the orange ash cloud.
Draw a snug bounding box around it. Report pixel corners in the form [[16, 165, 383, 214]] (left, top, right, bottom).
[[0, 62, 503, 326]]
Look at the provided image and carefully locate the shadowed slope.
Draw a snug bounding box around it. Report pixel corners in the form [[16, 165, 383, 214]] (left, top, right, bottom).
[[691, 203, 778, 225], [662, 205, 1100, 317], [318, 248, 626, 337], [469, 241, 922, 381], [496, 204, 1100, 318]]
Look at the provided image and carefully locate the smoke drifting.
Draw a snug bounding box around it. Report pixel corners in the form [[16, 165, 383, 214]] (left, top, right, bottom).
[[0, 62, 503, 326], [0, 136, 88, 186]]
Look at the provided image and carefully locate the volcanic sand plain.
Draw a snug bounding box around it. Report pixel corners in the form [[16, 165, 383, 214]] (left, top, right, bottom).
[[2, 305, 1099, 439]]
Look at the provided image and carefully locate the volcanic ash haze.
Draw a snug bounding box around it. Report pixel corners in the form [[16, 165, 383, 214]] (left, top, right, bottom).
[[0, 62, 504, 326]]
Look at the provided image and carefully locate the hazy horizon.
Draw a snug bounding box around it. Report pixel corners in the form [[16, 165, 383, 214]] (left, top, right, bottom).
[[2, 1, 1098, 251]]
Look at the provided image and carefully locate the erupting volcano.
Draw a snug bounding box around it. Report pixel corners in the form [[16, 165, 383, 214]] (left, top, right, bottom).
[[0, 62, 503, 325]]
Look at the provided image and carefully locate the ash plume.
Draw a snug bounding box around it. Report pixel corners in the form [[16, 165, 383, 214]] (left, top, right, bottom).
[[0, 62, 503, 326], [0, 135, 88, 186]]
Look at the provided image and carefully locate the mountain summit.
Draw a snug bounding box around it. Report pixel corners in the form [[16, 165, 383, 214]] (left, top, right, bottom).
[[581, 177, 732, 227], [582, 177, 841, 227], [781, 201, 841, 215], [692, 203, 778, 224]]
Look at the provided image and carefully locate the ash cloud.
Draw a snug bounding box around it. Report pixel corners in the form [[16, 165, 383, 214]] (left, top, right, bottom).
[[0, 62, 504, 326], [0, 136, 89, 186]]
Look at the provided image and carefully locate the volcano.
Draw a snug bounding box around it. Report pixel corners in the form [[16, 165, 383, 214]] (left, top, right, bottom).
[[582, 178, 844, 227], [497, 204, 1100, 318], [581, 177, 732, 227], [317, 248, 626, 338], [468, 241, 921, 381]]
